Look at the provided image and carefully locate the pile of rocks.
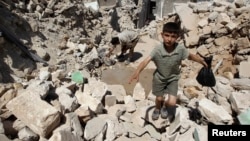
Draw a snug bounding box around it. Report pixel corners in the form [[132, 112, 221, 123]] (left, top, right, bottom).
[[0, 0, 250, 141]]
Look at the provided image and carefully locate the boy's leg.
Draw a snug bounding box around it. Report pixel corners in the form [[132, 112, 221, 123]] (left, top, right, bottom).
[[125, 47, 134, 65], [117, 45, 127, 59], [156, 96, 164, 109], [161, 80, 178, 121], [164, 95, 177, 107], [163, 80, 178, 107], [151, 76, 166, 120], [152, 96, 164, 120], [125, 38, 139, 64], [161, 95, 177, 121]]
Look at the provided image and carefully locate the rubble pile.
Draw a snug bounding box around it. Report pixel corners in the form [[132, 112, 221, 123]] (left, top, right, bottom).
[[0, 0, 250, 141]]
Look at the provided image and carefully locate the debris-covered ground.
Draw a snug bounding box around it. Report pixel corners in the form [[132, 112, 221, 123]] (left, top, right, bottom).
[[0, 0, 250, 141]]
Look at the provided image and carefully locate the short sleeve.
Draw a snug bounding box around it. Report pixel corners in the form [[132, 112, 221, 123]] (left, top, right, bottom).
[[150, 46, 158, 60], [180, 45, 189, 60]]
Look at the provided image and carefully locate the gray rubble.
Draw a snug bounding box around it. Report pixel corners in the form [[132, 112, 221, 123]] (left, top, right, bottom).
[[0, 0, 250, 141]]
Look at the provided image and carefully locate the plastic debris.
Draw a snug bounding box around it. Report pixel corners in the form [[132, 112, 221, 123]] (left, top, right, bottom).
[[71, 71, 84, 84]]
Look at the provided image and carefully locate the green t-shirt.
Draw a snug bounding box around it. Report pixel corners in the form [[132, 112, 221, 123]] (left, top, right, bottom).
[[150, 43, 189, 82]]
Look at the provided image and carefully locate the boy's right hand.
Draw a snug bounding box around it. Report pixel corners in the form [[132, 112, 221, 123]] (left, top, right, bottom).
[[128, 73, 139, 84], [106, 52, 111, 57]]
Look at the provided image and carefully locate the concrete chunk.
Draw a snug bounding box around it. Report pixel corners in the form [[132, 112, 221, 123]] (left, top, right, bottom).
[[199, 98, 233, 124], [49, 130, 84, 141], [229, 91, 250, 114], [6, 91, 61, 138], [231, 78, 250, 90], [239, 62, 250, 78], [174, 3, 198, 31], [84, 117, 107, 140], [107, 84, 127, 103], [132, 82, 146, 101]]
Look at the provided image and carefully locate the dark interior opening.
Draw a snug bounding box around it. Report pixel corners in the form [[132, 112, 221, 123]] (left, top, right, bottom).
[[148, 1, 156, 22]]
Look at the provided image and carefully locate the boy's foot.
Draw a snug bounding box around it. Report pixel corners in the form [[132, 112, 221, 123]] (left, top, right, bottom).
[[124, 58, 131, 65], [161, 106, 168, 119], [168, 114, 175, 123], [152, 109, 160, 120], [116, 54, 124, 59]]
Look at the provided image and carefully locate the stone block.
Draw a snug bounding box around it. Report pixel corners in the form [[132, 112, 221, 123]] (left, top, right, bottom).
[[6, 91, 61, 138]]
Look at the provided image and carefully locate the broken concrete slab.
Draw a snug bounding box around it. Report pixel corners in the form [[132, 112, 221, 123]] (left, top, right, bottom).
[[173, 3, 198, 31], [239, 61, 250, 78], [198, 98, 233, 124], [84, 1, 99, 11], [6, 91, 61, 138], [98, 0, 117, 10]]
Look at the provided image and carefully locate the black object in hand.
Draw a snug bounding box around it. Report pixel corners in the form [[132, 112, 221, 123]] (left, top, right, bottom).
[[196, 56, 216, 87]]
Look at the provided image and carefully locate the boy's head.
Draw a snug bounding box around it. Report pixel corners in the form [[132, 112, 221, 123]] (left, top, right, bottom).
[[110, 37, 120, 45], [161, 22, 181, 47], [162, 22, 180, 35]]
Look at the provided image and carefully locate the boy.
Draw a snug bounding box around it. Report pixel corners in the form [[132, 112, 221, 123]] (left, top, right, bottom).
[[106, 30, 139, 65], [128, 22, 207, 121]]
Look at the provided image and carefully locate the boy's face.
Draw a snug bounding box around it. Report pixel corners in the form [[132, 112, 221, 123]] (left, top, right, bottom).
[[161, 32, 179, 47]]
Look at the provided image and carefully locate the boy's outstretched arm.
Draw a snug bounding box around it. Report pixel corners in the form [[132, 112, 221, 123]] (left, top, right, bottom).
[[188, 53, 208, 67], [128, 56, 152, 84]]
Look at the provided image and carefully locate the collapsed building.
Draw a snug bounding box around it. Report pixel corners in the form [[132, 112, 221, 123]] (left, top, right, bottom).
[[0, 0, 250, 141]]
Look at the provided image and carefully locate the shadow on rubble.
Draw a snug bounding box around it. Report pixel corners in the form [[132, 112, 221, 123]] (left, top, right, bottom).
[[117, 52, 143, 63], [0, 44, 14, 83], [143, 106, 169, 133], [0, 3, 46, 83]]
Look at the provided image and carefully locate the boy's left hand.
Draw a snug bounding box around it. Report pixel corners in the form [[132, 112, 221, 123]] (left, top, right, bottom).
[[201, 59, 208, 68]]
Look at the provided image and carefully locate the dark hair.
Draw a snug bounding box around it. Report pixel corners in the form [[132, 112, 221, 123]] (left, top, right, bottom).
[[162, 22, 180, 34], [110, 37, 120, 45]]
